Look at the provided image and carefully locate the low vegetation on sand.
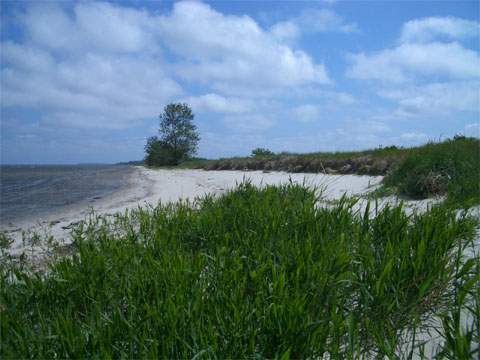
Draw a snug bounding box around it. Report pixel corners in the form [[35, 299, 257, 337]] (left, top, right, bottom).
[[383, 136, 480, 206], [181, 136, 480, 206], [2, 183, 478, 358], [181, 145, 405, 175]]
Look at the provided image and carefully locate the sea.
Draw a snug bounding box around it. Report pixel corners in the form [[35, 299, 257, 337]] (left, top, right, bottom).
[[0, 165, 135, 226]]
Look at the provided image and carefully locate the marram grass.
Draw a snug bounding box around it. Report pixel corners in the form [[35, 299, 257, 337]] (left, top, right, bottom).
[[1, 183, 479, 358]]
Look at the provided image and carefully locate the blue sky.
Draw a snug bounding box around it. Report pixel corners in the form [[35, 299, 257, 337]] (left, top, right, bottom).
[[1, 0, 479, 164]]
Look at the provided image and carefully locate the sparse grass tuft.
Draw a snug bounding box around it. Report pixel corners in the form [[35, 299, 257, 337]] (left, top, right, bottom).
[[1, 182, 478, 358]]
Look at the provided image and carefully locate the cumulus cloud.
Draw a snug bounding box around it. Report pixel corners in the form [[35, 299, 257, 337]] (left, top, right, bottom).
[[1, 3, 183, 131], [379, 81, 479, 114], [183, 93, 253, 114], [292, 104, 322, 123], [159, 1, 331, 89], [400, 17, 480, 43], [1, 0, 333, 136], [20, 2, 159, 54], [347, 15, 479, 83], [346, 15, 479, 119], [1, 46, 182, 128], [269, 8, 357, 42], [223, 114, 276, 133], [347, 42, 479, 83]]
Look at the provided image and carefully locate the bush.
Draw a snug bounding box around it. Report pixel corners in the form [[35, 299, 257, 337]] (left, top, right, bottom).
[[251, 148, 274, 158], [144, 136, 176, 166], [384, 137, 480, 206]]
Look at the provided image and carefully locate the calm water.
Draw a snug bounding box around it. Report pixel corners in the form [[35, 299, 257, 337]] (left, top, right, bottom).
[[0, 165, 134, 225]]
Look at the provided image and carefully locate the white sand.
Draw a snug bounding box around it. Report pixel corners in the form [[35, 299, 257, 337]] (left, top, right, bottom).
[[3, 166, 444, 256]]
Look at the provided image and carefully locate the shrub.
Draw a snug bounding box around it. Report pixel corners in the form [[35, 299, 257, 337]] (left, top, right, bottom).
[[251, 148, 275, 158], [384, 137, 480, 206], [144, 136, 176, 166]]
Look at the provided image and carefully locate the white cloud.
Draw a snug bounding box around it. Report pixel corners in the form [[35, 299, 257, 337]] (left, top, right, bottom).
[[292, 104, 321, 123], [400, 17, 480, 43], [21, 2, 158, 54], [346, 15, 480, 120], [347, 42, 479, 83], [1, 49, 182, 128], [465, 123, 480, 138], [379, 81, 479, 114], [269, 21, 300, 42], [158, 1, 331, 89], [223, 114, 276, 133], [335, 92, 356, 105], [400, 132, 428, 143], [1, 0, 336, 138], [363, 120, 391, 133], [296, 9, 358, 33], [269, 8, 357, 42], [1, 3, 187, 132], [183, 93, 253, 114]]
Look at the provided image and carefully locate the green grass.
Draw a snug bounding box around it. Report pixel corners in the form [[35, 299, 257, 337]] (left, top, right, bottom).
[[384, 137, 480, 206], [1, 183, 478, 358]]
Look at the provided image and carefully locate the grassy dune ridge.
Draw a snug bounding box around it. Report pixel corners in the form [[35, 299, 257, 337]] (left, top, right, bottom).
[[181, 145, 406, 175], [1, 183, 479, 358], [181, 137, 480, 206]]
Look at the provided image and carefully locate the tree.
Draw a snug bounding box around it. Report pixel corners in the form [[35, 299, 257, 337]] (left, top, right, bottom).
[[144, 136, 175, 166], [145, 103, 200, 166]]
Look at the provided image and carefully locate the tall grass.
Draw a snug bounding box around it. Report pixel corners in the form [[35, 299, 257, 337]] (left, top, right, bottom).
[[1, 183, 478, 358]]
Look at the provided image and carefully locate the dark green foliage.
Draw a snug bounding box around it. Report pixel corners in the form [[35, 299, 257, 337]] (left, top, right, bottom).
[[384, 137, 480, 206], [2, 183, 478, 358], [145, 103, 200, 166], [251, 147, 275, 158], [144, 136, 176, 166]]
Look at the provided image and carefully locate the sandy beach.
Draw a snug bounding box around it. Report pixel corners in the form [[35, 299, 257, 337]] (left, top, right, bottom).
[[3, 166, 447, 257]]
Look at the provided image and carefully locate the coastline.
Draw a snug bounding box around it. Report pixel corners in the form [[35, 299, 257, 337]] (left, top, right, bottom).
[[1, 166, 382, 255], [2, 166, 448, 257]]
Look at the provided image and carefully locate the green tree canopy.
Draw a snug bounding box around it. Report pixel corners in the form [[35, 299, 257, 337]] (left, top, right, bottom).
[[251, 148, 274, 158], [145, 103, 200, 166]]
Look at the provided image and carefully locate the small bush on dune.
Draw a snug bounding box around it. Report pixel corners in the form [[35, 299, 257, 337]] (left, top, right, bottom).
[[384, 137, 480, 206]]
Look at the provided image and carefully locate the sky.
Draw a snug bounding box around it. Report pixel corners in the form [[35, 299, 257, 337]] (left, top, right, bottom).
[[1, 0, 479, 164]]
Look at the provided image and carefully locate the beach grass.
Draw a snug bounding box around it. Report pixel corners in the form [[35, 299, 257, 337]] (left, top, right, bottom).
[[1, 182, 478, 358]]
